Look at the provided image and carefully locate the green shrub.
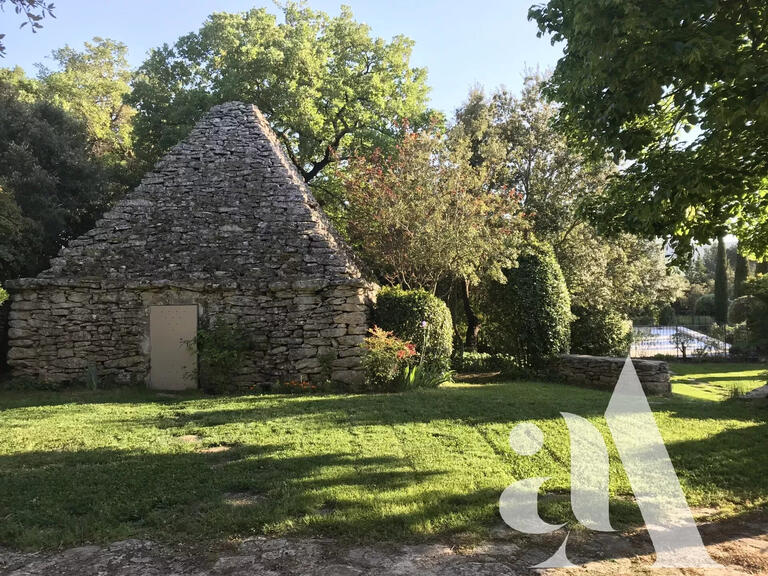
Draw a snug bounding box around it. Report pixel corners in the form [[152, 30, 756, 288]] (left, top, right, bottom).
[[744, 274, 768, 304], [360, 326, 416, 392], [631, 314, 657, 326], [728, 296, 768, 325], [729, 322, 767, 357], [694, 293, 716, 316], [484, 242, 571, 369], [451, 351, 520, 375], [0, 284, 7, 305], [727, 294, 768, 354], [191, 321, 252, 394], [659, 305, 677, 325], [373, 286, 453, 370], [570, 306, 632, 357]]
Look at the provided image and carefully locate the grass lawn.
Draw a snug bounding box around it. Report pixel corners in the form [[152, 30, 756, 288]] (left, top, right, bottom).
[[669, 361, 766, 400], [0, 361, 767, 550]]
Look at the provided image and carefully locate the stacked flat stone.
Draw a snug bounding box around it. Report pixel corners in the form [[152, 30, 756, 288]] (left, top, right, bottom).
[[552, 354, 670, 395], [0, 300, 9, 370], [5, 102, 377, 388]]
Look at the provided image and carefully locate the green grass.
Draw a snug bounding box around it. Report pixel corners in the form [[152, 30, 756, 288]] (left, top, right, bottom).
[[1, 362, 767, 550], [669, 361, 766, 400]]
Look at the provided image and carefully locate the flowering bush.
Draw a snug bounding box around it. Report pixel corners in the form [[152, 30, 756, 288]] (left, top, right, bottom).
[[360, 326, 416, 392]]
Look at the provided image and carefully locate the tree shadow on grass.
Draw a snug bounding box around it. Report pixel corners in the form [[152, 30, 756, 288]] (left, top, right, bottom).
[[0, 424, 766, 562], [107, 381, 614, 431], [0, 386, 203, 410], [0, 445, 447, 550]]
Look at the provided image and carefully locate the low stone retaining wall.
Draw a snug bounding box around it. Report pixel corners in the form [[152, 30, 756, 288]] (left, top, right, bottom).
[[0, 300, 9, 371], [552, 354, 670, 395]]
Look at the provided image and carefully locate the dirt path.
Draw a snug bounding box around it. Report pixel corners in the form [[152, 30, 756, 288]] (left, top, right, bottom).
[[1, 512, 766, 575]]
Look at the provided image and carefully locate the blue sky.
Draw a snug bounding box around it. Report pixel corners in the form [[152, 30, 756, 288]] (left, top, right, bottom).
[[0, 0, 562, 116]]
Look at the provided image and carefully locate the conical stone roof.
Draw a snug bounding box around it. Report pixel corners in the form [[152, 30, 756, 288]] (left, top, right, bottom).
[[38, 102, 363, 287]]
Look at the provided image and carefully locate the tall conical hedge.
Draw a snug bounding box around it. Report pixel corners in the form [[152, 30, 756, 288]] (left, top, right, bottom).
[[484, 242, 571, 369]]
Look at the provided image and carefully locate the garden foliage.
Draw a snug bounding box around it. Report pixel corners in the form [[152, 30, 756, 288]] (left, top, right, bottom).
[[450, 351, 519, 375], [360, 326, 416, 392], [484, 242, 571, 369], [192, 321, 252, 394], [373, 286, 453, 370], [570, 305, 632, 357], [694, 294, 716, 317]]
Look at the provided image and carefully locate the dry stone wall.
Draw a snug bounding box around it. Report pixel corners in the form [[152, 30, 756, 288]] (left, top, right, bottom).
[[0, 300, 9, 372], [7, 278, 373, 387], [5, 103, 376, 388], [552, 354, 670, 395]]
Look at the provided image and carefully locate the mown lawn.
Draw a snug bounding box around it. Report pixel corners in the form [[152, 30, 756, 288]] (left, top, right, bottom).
[[669, 361, 766, 400], [0, 362, 766, 550]]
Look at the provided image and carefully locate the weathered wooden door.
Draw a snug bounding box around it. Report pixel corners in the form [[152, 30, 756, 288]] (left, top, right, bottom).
[[149, 305, 198, 390]]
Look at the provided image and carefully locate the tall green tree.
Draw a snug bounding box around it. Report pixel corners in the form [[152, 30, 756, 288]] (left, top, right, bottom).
[[38, 37, 136, 190], [129, 3, 431, 207], [0, 66, 38, 100], [714, 236, 729, 323], [0, 79, 106, 280], [734, 251, 749, 297], [453, 78, 613, 246], [341, 126, 527, 350], [452, 78, 686, 321], [530, 1, 768, 261]]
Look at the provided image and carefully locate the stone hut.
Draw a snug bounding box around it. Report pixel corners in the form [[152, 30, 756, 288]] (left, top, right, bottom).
[[5, 102, 376, 390]]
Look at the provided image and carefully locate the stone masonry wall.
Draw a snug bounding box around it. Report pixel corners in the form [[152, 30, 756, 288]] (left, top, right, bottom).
[[7, 278, 374, 387], [551, 354, 670, 395], [0, 300, 9, 372]]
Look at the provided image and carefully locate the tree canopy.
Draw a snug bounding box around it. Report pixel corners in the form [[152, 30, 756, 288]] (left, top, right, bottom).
[[129, 2, 431, 204], [530, 0, 768, 260], [0, 79, 106, 280], [452, 78, 685, 319], [38, 38, 134, 170], [340, 125, 526, 292]]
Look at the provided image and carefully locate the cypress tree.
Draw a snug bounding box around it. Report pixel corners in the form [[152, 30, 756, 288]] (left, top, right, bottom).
[[734, 251, 748, 297], [714, 236, 729, 324]]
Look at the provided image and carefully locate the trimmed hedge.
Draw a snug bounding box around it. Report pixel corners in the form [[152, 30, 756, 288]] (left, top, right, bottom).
[[373, 286, 453, 370], [694, 293, 716, 316], [659, 304, 676, 325], [484, 242, 571, 369], [451, 352, 520, 375], [571, 306, 632, 357], [728, 296, 767, 325]]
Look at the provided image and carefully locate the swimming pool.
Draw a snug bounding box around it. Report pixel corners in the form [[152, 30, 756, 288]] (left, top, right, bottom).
[[630, 326, 729, 358]]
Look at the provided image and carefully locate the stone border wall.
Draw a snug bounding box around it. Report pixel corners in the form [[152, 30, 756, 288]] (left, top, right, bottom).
[[551, 354, 670, 395], [0, 300, 9, 372], [6, 278, 376, 388]]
